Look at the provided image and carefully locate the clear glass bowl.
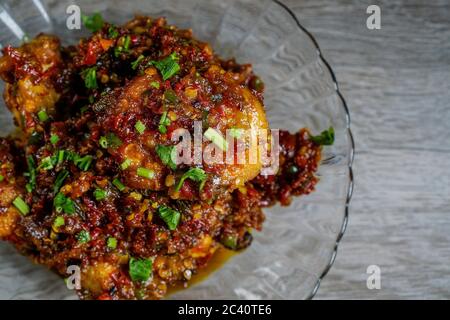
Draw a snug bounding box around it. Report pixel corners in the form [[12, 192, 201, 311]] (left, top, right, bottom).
[[0, 0, 354, 299]]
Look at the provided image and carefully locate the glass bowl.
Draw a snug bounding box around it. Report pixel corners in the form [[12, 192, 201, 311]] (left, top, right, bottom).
[[0, 0, 354, 299]]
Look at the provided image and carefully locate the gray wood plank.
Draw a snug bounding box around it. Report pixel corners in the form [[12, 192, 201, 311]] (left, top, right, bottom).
[[282, 0, 450, 299]]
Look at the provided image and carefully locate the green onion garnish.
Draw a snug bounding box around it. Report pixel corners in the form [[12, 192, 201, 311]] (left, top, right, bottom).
[[129, 257, 152, 282], [39, 156, 54, 171], [157, 205, 181, 231], [131, 55, 144, 70], [53, 192, 75, 214], [25, 156, 36, 193], [149, 52, 180, 81], [150, 81, 160, 89], [81, 13, 104, 33], [53, 170, 69, 194], [310, 127, 335, 146], [155, 145, 177, 170], [13, 196, 29, 215], [93, 188, 107, 201], [37, 110, 49, 122], [137, 167, 155, 179], [81, 67, 98, 89], [76, 230, 91, 244], [50, 134, 59, 145], [112, 178, 126, 192], [135, 120, 146, 135], [107, 237, 117, 249], [175, 167, 207, 192], [0, 175, 4, 182], [53, 216, 65, 229], [73, 155, 93, 171], [99, 136, 108, 149], [120, 158, 131, 170], [158, 111, 171, 134]]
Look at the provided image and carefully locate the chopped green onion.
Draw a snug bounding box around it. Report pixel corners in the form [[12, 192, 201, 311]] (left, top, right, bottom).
[[53, 216, 65, 229], [108, 26, 119, 39], [129, 257, 152, 282], [81, 13, 104, 33], [50, 134, 59, 145], [137, 167, 155, 179], [123, 35, 131, 51], [13, 196, 29, 215], [164, 89, 178, 104], [76, 230, 91, 244], [221, 234, 238, 250], [0, 175, 4, 182], [93, 188, 107, 201], [73, 155, 93, 171], [39, 156, 54, 171], [99, 136, 108, 148], [204, 127, 228, 151], [157, 205, 181, 231], [155, 145, 177, 170], [81, 67, 98, 89], [135, 120, 146, 135], [105, 133, 122, 149], [107, 237, 117, 249], [131, 55, 144, 70], [175, 167, 207, 192], [53, 192, 75, 215], [53, 170, 69, 194], [150, 81, 160, 89], [37, 110, 49, 122], [120, 158, 132, 170], [310, 127, 335, 146], [25, 156, 36, 193], [158, 111, 171, 134], [112, 178, 126, 191], [149, 52, 180, 81]]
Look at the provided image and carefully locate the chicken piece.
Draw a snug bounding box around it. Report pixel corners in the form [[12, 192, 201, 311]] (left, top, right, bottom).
[[0, 34, 62, 137]]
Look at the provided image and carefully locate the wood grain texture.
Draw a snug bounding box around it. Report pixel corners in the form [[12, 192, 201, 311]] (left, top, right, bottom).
[[282, 0, 450, 299]]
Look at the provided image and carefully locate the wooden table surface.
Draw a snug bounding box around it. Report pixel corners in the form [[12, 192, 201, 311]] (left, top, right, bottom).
[[282, 0, 450, 299]]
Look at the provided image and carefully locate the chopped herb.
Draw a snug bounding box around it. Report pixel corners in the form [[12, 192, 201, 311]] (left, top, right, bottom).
[[76, 230, 91, 244], [37, 110, 48, 122], [155, 145, 177, 170], [164, 89, 178, 104], [310, 127, 335, 146], [149, 52, 180, 80], [112, 178, 126, 192], [25, 156, 36, 193], [221, 234, 238, 250], [108, 26, 119, 39], [175, 167, 207, 192], [123, 35, 131, 51], [53, 192, 75, 214], [81, 13, 104, 33], [107, 237, 117, 249], [39, 156, 55, 171], [53, 216, 65, 230], [137, 167, 155, 179], [81, 67, 98, 89], [93, 188, 107, 201], [135, 120, 146, 134], [56, 150, 66, 165], [50, 134, 59, 145], [158, 111, 171, 134], [105, 133, 122, 149], [13, 196, 29, 216], [73, 155, 93, 171], [0, 175, 4, 182], [120, 158, 131, 170], [150, 81, 160, 89], [157, 205, 181, 231], [204, 127, 228, 151], [99, 136, 108, 148], [131, 55, 144, 70], [53, 170, 69, 194], [88, 95, 95, 104], [129, 257, 152, 282]]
